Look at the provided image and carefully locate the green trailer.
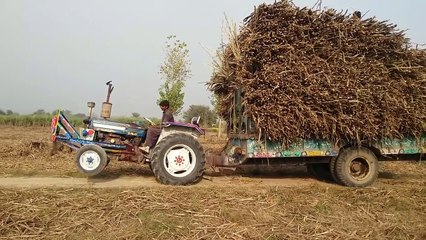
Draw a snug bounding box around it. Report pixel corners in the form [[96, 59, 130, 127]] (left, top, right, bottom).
[[206, 90, 425, 187]]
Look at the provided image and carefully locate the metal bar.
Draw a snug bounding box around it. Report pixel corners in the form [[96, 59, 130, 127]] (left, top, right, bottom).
[[58, 111, 80, 138]]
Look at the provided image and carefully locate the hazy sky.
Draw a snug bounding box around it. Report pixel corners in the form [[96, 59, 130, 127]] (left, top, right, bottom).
[[1, 0, 425, 118]]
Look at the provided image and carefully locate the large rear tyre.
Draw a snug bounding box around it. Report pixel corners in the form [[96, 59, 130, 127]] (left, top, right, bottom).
[[335, 147, 379, 187], [76, 144, 108, 176], [151, 133, 205, 185]]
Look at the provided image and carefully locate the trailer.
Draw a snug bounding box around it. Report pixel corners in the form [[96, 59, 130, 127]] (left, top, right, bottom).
[[206, 90, 426, 187]]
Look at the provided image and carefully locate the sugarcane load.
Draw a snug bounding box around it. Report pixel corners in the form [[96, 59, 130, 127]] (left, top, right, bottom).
[[207, 0, 425, 187], [209, 0, 426, 146]]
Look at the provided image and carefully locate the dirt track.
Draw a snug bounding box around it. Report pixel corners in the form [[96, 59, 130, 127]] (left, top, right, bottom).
[[0, 175, 319, 188]]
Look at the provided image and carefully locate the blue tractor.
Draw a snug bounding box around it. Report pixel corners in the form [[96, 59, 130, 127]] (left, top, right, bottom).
[[51, 82, 205, 185]]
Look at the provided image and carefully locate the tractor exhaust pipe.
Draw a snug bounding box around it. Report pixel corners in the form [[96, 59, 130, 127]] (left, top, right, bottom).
[[101, 81, 114, 119]]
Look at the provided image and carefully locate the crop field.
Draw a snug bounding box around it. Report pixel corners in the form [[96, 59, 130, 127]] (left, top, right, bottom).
[[0, 126, 425, 239]]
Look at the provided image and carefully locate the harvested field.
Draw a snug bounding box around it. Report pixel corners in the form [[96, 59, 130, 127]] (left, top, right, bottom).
[[1, 184, 425, 239], [0, 126, 425, 239]]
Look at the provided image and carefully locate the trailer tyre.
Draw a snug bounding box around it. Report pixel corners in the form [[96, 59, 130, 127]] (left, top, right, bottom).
[[151, 133, 205, 185], [335, 147, 378, 187], [306, 163, 333, 182], [329, 157, 340, 184], [76, 144, 108, 176]]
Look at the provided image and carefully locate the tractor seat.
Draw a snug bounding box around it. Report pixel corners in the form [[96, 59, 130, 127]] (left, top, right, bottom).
[[191, 116, 201, 126]]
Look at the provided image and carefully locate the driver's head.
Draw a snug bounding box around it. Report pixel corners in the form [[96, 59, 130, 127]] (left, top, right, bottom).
[[159, 100, 170, 111]]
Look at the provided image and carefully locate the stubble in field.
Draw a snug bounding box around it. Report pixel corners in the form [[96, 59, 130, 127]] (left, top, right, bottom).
[[0, 126, 425, 239]]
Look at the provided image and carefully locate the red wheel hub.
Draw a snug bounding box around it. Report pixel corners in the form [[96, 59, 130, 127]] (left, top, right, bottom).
[[174, 155, 185, 165]]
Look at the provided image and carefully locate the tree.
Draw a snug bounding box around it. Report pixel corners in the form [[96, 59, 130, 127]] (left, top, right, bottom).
[[6, 110, 13, 115], [0, 109, 5, 115], [183, 105, 217, 127], [132, 112, 140, 118], [157, 35, 191, 115], [74, 113, 86, 118], [33, 109, 46, 115]]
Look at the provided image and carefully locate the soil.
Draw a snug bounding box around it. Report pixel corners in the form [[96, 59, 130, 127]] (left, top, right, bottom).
[[0, 175, 317, 188]]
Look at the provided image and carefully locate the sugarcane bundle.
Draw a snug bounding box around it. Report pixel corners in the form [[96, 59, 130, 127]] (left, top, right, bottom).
[[209, 0, 426, 145]]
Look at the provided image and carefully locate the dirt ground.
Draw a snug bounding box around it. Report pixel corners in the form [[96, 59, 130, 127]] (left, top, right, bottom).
[[0, 126, 425, 239]]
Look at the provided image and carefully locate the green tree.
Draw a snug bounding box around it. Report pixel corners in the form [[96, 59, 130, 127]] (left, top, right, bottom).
[[6, 110, 13, 115], [132, 112, 140, 118], [74, 113, 86, 118], [183, 105, 217, 127], [33, 109, 46, 115], [157, 35, 191, 115], [0, 109, 5, 115]]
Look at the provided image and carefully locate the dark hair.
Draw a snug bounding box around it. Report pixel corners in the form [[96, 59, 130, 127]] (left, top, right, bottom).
[[159, 100, 170, 107]]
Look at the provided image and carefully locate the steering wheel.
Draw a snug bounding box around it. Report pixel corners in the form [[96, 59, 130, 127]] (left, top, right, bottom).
[[143, 117, 154, 126]]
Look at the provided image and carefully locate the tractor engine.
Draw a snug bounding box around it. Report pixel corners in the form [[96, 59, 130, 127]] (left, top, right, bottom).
[[82, 119, 146, 147], [97, 132, 125, 145]]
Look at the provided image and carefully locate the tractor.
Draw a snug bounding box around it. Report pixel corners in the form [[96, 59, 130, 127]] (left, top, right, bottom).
[[51, 82, 205, 185]]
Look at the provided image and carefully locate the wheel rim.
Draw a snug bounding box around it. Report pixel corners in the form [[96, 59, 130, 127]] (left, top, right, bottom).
[[349, 157, 370, 180], [163, 144, 197, 178], [79, 150, 101, 171]]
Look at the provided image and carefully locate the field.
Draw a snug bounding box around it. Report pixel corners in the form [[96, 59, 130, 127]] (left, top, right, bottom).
[[0, 126, 425, 239]]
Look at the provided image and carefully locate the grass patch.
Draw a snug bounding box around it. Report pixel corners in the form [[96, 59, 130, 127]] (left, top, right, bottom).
[[1, 186, 425, 239]]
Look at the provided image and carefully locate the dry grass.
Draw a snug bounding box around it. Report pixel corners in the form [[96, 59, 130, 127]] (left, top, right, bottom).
[[1, 185, 425, 239], [0, 126, 425, 239]]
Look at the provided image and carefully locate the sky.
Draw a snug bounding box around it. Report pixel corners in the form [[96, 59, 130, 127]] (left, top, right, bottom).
[[0, 0, 425, 118]]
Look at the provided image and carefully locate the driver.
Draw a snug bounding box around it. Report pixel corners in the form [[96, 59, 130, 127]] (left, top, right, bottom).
[[140, 100, 174, 153]]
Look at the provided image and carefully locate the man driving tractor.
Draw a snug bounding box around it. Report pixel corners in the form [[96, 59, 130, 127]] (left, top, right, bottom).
[[140, 100, 174, 153]]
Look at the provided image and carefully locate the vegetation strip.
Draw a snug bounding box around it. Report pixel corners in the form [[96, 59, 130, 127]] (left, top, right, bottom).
[[1, 186, 425, 239]]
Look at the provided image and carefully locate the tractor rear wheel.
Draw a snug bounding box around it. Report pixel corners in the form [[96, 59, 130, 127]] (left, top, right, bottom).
[[334, 147, 379, 187], [76, 144, 108, 176], [151, 133, 205, 185]]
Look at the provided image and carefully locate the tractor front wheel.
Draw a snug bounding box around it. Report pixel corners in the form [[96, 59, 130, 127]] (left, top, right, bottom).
[[75, 144, 108, 176], [151, 133, 205, 185]]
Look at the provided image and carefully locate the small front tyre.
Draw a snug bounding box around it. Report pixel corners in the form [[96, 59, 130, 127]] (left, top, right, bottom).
[[76, 144, 108, 176], [151, 133, 205, 185]]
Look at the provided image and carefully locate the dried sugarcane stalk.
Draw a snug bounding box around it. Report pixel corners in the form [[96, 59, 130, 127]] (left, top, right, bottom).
[[209, 0, 426, 145]]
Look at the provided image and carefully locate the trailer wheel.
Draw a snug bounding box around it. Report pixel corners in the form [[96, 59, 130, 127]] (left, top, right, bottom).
[[76, 144, 108, 176], [306, 163, 333, 182], [151, 133, 205, 185], [335, 147, 378, 187], [329, 157, 340, 184]]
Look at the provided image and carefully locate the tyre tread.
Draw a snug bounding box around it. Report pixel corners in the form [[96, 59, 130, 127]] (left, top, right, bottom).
[[151, 133, 205, 185], [335, 147, 378, 187]]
